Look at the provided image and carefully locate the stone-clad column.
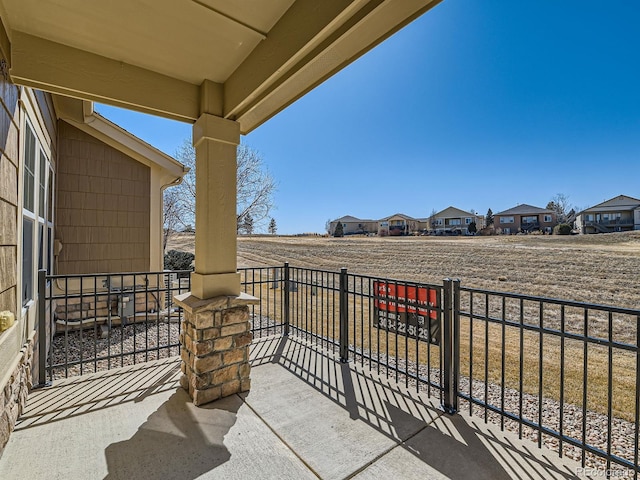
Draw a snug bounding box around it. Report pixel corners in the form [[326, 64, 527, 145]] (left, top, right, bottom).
[[175, 113, 259, 406], [175, 292, 259, 406]]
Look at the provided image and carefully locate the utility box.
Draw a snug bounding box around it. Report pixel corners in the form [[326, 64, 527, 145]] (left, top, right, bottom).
[[118, 295, 135, 324]]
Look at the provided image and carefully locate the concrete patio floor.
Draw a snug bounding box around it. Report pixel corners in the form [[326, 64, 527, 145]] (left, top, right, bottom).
[[0, 336, 584, 479]]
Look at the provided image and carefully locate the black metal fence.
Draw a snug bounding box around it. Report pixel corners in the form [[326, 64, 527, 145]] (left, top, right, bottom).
[[244, 264, 640, 476], [39, 269, 191, 382], [283, 265, 446, 399], [38, 264, 640, 476], [455, 284, 640, 476], [239, 266, 287, 339]]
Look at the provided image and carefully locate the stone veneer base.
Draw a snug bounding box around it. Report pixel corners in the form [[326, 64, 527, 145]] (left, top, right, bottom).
[[0, 335, 34, 457], [174, 292, 259, 407]]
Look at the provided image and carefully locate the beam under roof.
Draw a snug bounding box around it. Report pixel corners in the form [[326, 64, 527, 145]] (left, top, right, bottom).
[[10, 31, 204, 122], [5, 0, 442, 133]]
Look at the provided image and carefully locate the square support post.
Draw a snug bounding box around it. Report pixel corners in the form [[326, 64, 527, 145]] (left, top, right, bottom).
[[177, 113, 260, 406], [339, 267, 349, 363], [442, 278, 460, 414], [191, 113, 241, 299]]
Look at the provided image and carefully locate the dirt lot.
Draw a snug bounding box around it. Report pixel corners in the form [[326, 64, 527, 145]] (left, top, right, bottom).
[[169, 231, 640, 308]]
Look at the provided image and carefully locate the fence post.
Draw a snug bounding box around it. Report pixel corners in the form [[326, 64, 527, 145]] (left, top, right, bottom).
[[442, 278, 458, 414], [339, 267, 349, 363], [452, 279, 461, 411], [36, 269, 49, 388], [283, 263, 290, 336]]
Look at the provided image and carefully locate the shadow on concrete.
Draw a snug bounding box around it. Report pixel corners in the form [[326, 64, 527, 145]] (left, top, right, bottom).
[[17, 358, 180, 430], [103, 389, 241, 480], [251, 336, 579, 479]]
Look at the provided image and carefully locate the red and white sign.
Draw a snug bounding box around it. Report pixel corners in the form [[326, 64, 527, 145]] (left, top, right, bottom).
[[373, 281, 439, 344]]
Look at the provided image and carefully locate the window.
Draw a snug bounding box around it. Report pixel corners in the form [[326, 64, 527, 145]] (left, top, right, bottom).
[[23, 126, 36, 213], [22, 217, 34, 305], [543, 215, 553, 222], [21, 120, 53, 306], [434, 219, 443, 226], [465, 217, 472, 224], [500, 216, 514, 224], [449, 219, 461, 226], [585, 214, 594, 222], [522, 216, 537, 224]]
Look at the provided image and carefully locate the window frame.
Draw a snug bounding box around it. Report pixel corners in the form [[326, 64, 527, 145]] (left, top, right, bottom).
[[21, 117, 54, 308]]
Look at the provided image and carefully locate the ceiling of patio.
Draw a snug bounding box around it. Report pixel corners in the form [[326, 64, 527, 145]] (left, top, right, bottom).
[[0, 0, 442, 133]]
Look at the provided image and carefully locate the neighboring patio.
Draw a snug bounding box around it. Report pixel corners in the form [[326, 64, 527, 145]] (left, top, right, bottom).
[[0, 336, 582, 480]]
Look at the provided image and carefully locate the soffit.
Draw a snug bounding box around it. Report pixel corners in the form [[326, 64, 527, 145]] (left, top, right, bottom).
[[1, 0, 442, 133], [1, 0, 293, 84]]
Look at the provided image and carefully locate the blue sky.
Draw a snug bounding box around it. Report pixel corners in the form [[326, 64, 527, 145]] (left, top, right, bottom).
[[96, 0, 640, 235]]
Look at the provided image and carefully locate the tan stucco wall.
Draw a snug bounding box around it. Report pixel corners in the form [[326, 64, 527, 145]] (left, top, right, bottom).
[[56, 121, 150, 274]]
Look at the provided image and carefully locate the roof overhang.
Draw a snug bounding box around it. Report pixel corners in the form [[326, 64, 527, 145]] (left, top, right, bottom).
[[0, 0, 442, 134]]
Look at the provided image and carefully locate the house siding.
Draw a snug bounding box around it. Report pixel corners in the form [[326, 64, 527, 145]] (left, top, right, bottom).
[[576, 197, 640, 233], [495, 213, 556, 233], [56, 121, 151, 274], [0, 62, 19, 322], [0, 49, 31, 455]]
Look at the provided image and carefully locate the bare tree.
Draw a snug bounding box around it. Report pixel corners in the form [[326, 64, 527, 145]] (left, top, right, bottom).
[[235, 145, 277, 230], [428, 208, 438, 232], [172, 140, 277, 233], [546, 193, 573, 223], [162, 186, 185, 253]]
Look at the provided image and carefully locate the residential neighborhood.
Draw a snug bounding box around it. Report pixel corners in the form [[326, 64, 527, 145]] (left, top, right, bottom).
[[493, 204, 556, 235], [574, 195, 640, 234], [329, 195, 640, 236]]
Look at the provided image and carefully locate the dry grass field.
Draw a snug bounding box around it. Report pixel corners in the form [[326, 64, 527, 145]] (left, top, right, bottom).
[[168, 231, 640, 426], [260, 233, 639, 307], [170, 231, 640, 308]]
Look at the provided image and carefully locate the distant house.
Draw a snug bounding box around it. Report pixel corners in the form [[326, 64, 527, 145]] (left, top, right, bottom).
[[574, 195, 640, 234], [429, 207, 485, 235], [378, 213, 422, 236], [328, 216, 377, 236], [494, 204, 557, 234]]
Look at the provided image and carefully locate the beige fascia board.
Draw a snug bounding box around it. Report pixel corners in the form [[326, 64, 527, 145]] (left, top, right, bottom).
[[228, 0, 442, 133], [224, 0, 372, 119], [51, 94, 85, 123], [9, 31, 203, 123], [56, 98, 187, 178], [0, 15, 10, 65]]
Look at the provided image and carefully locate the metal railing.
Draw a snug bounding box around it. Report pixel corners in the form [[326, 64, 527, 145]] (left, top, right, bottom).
[[239, 266, 287, 339], [282, 265, 446, 399], [38, 264, 640, 476], [39, 269, 191, 382], [455, 284, 640, 476], [235, 264, 640, 476]]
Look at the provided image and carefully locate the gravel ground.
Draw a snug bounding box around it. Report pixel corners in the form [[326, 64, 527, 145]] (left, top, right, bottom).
[[49, 320, 182, 379], [49, 313, 282, 378], [48, 318, 635, 475]]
